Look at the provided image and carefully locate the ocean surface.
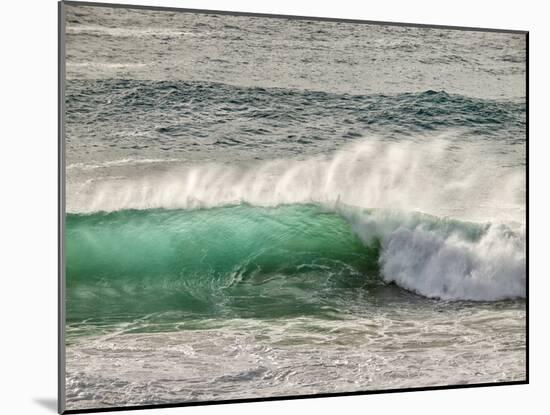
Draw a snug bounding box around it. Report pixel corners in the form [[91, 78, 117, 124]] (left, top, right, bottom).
[[63, 4, 527, 410]]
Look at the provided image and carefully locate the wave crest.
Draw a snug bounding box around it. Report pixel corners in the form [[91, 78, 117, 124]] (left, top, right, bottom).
[[67, 137, 525, 224]]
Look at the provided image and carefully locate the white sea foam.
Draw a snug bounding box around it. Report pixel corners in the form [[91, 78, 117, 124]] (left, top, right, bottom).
[[379, 223, 525, 300], [341, 208, 526, 300]]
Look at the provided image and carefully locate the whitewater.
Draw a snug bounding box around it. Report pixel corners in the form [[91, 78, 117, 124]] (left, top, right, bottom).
[[63, 4, 526, 411]]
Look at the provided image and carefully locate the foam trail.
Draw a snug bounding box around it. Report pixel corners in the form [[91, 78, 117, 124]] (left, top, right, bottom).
[[68, 137, 525, 224]]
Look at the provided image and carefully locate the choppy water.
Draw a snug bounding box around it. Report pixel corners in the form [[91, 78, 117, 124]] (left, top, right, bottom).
[[63, 4, 527, 411]]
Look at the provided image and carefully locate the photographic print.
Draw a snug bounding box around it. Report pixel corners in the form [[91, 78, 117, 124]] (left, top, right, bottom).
[[60, 1, 527, 412]]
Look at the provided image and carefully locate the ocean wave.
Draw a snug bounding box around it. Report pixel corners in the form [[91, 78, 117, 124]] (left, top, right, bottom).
[[66, 138, 525, 306], [67, 137, 525, 224], [66, 80, 526, 138], [66, 204, 525, 311]]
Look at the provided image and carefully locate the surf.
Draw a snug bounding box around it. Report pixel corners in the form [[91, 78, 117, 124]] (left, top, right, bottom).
[[65, 137, 526, 321], [66, 204, 526, 325]]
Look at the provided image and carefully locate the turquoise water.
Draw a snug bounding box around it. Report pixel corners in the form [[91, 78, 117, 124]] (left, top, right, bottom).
[[67, 204, 525, 330], [63, 4, 526, 410], [67, 205, 381, 324]]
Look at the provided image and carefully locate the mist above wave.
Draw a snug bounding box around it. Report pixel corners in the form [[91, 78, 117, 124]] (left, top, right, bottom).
[[67, 136, 525, 224]]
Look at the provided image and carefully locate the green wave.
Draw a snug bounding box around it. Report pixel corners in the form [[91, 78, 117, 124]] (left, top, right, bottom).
[[66, 204, 381, 323]]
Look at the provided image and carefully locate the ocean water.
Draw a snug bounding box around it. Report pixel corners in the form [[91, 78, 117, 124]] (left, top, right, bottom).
[[63, 4, 527, 410]]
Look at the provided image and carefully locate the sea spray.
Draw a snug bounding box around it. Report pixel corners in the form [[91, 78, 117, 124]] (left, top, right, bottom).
[[67, 137, 525, 224]]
